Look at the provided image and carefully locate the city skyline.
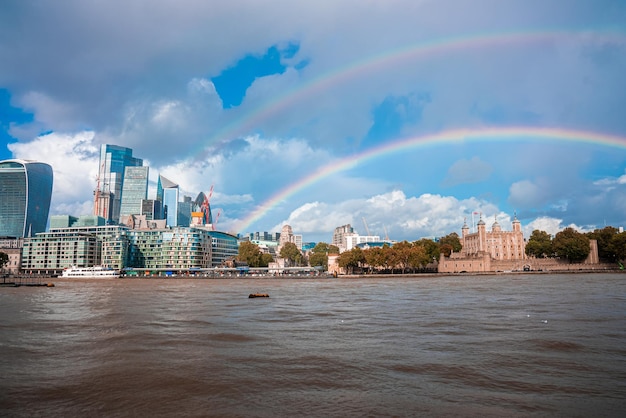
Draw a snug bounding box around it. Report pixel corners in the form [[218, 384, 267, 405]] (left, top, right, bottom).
[[1, 1, 625, 243]]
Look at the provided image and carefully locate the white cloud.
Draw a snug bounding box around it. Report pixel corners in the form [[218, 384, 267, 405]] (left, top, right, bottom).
[[8, 131, 99, 216], [273, 190, 505, 242]]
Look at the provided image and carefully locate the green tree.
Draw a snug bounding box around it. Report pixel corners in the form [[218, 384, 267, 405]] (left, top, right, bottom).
[[552, 227, 590, 263], [439, 233, 462, 255], [414, 238, 440, 265], [259, 253, 274, 268], [609, 232, 626, 263], [525, 230, 553, 258], [237, 241, 272, 267], [280, 242, 304, 267], [308, 242, 339, 270], [587, 226, 619, 262]]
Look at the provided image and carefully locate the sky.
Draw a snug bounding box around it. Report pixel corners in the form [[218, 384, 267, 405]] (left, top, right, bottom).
[[1, 0, 625, 243]]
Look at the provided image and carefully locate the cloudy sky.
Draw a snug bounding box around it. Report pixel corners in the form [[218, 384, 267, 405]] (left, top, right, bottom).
[[1, 0, 625, 243]]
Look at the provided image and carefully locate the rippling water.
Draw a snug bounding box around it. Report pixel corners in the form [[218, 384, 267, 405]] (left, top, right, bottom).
[[1, 274, 625, 417]]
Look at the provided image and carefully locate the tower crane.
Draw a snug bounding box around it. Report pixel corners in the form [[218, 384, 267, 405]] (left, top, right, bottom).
[[362, 217, 371, 236]]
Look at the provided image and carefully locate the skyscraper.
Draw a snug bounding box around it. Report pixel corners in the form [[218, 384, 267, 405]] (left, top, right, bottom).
[[93, 144, 143, 223], [157, 174, 179, 227], [0, 159, 53, 238], [118, 166, 149, 222]]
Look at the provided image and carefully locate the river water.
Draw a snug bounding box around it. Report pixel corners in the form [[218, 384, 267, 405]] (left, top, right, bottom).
[[1, 273, 624, 417]]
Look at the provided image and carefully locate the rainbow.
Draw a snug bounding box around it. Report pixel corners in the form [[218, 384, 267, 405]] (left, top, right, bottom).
[[232, 126, 626, 233], [196, 28, 626, 155]]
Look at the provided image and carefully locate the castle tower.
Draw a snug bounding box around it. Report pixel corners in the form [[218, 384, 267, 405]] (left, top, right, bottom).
[[462, 218, 470, 239], [477, 214, 486, 252]]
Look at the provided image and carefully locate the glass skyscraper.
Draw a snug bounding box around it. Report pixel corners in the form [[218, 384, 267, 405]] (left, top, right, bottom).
[[118, 166, 149, 222], [157, 175, 180, 227], [93, 144, 143, 223], [0, 159, 53, 238]]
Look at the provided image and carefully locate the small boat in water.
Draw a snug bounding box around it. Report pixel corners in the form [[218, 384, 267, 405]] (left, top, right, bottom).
[[249, 293, 269, 298], [61, 266, 120, 278]]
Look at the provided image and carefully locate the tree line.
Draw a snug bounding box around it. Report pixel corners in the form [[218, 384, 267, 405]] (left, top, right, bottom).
[[526, 226, 626, 264], [236, 233, 463, 273]]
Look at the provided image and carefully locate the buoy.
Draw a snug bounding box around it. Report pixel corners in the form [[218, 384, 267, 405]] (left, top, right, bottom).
[[47, 283, 55, 287], [249, 293, 269, 298]]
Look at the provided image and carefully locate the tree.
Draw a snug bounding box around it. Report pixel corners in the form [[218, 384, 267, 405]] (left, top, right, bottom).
[[259, 253, 274, 268], [525, 230, 553, 258], [237, 241, 271, 267], [388, 241, 412, 274], [414, 238, 440, 265], [587, 226, 619, 262], [280, 242, 304, 267], [0, 251, 8, 270], [363, 246, 386, 273], [609, 232, 626, 263], [439, 233, 462, 255], [308, 242, 339, 270], [337, 247, 365, 274], [552, 227, 590, 263]]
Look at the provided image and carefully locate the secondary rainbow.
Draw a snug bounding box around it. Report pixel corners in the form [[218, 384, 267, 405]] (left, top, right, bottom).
[[195, 28, 626, 156], [233, 126, 626, 233]]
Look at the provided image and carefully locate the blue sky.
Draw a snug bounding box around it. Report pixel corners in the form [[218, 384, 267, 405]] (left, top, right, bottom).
[[1, 0, 625, 243]]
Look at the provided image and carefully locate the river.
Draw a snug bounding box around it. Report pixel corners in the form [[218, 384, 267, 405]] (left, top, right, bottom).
[[1, 273, 624, 417]]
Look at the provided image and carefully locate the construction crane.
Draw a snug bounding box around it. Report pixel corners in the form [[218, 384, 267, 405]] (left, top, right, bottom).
[[362, 217, 371, 236]]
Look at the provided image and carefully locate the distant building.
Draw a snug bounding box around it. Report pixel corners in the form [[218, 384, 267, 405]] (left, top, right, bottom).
[[345, 234, 381, 251], [126, 226, 238, 269], [93, 144, 143, 223], [332, 224, 354, 251], [0, 237, 24, 274], [248, 231, 280, 242], [119, 166, 149, 222], [278, 225, 303, 251], [177, 196, 192, 227], [50, 215, 106, 229], [157, 175, 180, 227], [21, 222, 129, 274], [20, 217, 238, 273], [0, 159, 53, 238], [141, 199, 162, 221]]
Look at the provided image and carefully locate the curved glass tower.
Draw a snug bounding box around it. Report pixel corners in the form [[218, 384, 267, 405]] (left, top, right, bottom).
[[0, 159, 53, 238]]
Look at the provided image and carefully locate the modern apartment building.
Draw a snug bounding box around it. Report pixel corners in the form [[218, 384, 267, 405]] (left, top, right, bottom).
[[0, 159, 53, 238], [21, 223, 129, 274], [126, 226, 239, 269]]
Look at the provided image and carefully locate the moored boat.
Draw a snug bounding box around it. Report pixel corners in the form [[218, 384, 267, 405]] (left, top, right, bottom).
[[61, 266, 120, 278]]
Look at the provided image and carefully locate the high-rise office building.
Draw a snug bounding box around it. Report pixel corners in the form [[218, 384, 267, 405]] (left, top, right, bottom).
[[118, 166, 149, 222], [93, 145, 143, 223], [0, 159, 53, 238], [157, 175, 180, 227]]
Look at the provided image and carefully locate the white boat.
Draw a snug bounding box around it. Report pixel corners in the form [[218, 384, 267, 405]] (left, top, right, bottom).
[[61, 266, 120, 278]]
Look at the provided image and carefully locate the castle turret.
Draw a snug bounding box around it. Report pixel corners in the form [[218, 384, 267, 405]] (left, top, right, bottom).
[[492, 215, 501, 232], [462, 218, 470, 238], [512, 212, 521, 232], [477, 214, 486, 251]]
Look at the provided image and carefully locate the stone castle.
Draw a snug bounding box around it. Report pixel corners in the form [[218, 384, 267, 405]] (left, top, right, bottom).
[[438, 214, 601, 273]]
